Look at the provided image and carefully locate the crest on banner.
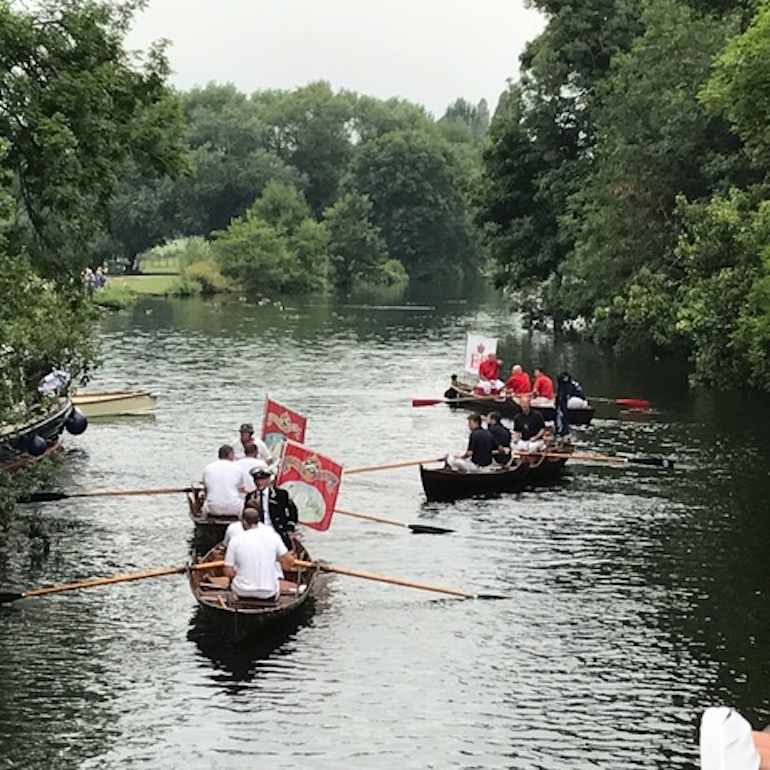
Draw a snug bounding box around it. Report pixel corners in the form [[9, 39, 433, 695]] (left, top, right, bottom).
[[465, 333, 498, 375], [277, 441, 342, 531], [261, 398, 307, 453]]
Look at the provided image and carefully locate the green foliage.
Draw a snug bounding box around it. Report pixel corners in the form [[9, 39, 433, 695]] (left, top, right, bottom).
[[250, 181, 312, 234], [701, 0, 770, 166], [323, 192, 399, 291], [346, 129, 480, 282], [179, 259, 229, 296]]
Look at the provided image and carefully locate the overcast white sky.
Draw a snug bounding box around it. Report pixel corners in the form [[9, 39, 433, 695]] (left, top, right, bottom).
[[126, 1, 545, 116]]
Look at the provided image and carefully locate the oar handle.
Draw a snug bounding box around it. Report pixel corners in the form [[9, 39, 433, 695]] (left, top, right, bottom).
[[23, 560, 225, 598], [293, 559, 475, 599], [344, 457, 444, 475]]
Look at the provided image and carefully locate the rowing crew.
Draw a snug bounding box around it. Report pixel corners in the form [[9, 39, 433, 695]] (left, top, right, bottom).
[[446, 396, 559, 473], [452, 360, 589, 409]]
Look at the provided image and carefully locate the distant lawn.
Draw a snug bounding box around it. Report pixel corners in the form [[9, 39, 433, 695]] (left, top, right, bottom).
[[108, 274, 179, 295]]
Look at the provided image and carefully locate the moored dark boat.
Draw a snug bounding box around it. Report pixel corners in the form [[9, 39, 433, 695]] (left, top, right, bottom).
[[446, 389, 595, 425], [189, 540, 317, 641], [0, 398, 74, 472], [420, 451, 572, 502]]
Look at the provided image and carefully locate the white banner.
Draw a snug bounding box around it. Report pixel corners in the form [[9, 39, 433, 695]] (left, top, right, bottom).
[[465, 333, 498, 375]]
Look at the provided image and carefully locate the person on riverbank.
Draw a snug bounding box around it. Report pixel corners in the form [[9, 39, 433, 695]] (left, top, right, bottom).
[[447, 413, 495, 472], [202, 444, 249, 517], [222, 505, 296, 601], [532, 367, 555, 407], [511, 396, 547, 453], [477, 352, 505, 395], [250, 466, 298, 549], [231, 423, 272, 464], [486, 411, 512, 464], [503, 364, 532, 397]]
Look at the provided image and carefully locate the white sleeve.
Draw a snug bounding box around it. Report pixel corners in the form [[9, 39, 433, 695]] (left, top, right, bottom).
[[257, 438, 273, 462], [224, 540, 237, 567], [242, 467, 256, 493]]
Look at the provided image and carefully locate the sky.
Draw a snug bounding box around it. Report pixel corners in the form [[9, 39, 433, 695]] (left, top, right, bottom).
[[126, 0, 545, 116]]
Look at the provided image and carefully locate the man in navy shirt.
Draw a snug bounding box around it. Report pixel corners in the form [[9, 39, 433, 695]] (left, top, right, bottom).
[[447, 413, 495, 472], [486, 411, 512, 464]]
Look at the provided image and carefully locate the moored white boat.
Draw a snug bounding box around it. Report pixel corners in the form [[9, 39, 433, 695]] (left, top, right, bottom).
[[71, 390, 157, 418]]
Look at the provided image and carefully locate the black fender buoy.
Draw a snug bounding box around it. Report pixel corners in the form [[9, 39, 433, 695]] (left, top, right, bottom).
[[27, 434, 48, 456], [65, 409, 88, 435]]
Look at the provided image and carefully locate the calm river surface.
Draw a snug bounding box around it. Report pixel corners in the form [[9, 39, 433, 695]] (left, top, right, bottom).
[[1, 287, 769, 769]]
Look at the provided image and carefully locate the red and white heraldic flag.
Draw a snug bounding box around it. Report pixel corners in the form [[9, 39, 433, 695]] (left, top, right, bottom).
[[276, 441, 342, 531], [261, 398, 307, 454]]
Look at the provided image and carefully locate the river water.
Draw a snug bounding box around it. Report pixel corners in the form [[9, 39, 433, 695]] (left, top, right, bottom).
[[1, 287, 769, 769]]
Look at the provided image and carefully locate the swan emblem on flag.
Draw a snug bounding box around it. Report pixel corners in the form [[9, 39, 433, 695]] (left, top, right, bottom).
[[283, 454, 339, 492], [267, 411, 302, 438]]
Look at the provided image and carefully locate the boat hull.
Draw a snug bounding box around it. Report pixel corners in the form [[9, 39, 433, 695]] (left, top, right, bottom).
[[189, 540, 317, 642], [420, 456, 570, 502], [0, 398, 73, 472], [447, 394, 594, 425], [72, 390, 157, 418]]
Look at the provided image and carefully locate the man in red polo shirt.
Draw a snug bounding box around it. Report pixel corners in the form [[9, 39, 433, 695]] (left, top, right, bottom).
[[503, 364, 531, 396], [532, 367, 555, 407], [477, 352, 504, 394]]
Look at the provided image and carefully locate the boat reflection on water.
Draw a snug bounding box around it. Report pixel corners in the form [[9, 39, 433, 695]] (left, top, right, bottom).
[[187, 600, 316, 683]]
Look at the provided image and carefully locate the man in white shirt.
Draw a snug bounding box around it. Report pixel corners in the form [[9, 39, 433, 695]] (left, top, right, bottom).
[[224, 507, 295, 600], [231, 423, 272, 464], [236, 443, 267, 495], [202, 445, 249, 517]]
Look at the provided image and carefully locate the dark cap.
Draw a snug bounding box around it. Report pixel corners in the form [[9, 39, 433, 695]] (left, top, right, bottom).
[[239, 423, 254, 433], [250, 467, 272, 479]]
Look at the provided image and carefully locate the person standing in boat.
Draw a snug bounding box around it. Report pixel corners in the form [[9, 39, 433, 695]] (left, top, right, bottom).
[[477, 352, 505, 395], [236, 443, 268, 496], [503, 364, 532, 397], [447, 413, 495, 472], [222, 506, 296, 601], [250, 466, 298, 549], [202, 444, 250, 517], [511, 396, 547, 453], [531, 367, 555, 408], [231, 423, 272, 464], [485, 411, 512, 464]]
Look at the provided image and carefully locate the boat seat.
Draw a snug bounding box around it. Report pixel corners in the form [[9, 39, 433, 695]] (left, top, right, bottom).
[[228, 594, 279, 609]]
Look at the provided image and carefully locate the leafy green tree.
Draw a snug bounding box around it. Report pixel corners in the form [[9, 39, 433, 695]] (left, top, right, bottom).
[[346, 129, 480, 281], [251, 181, 312, 235], [323, 192, 396, 291], [286, 218, 330, 294]]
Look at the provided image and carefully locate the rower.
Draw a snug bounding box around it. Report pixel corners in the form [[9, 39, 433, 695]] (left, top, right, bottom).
[[222, 506, 296, 601], [231, 422, 272, 464], [236, 443, 267, 495], [201, 444, 249, 518], [486, 411, 512, 464], [477, 352, 505, 395], [511, 396, 546, 454], [447, 413, 495, 472], [532, 367, 555, 407], [503, 364, 532, 397]]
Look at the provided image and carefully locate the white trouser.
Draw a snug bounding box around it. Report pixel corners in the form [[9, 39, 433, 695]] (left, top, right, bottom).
[[447, 455, 484, 472], [531, 397, 554, 408], [478, 379, 504, 395], [202, 499, 243, 517], [513, 439, 546, 453], [567, 396, 589, 408]]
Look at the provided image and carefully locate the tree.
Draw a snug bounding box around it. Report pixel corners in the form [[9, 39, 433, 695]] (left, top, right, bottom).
[[323, 192, 395, 291], [346, 129, 480, 282]]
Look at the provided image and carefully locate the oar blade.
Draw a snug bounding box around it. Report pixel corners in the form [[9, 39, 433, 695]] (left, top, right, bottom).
[[411, 398, 444, 407], [630, 456, 675, 469], [407, 523, 455, 535], [615, 398, 652, 408], [475, 593, 509, 600], [22, 491, 69, 502], [0, 591, 24, 605]]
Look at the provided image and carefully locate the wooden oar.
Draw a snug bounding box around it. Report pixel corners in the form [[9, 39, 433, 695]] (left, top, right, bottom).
[[0, 560, 224, 605], [334, 506, 454, 534], [23, 486, 192, 503], [591, 396, 652, 409], [344, 457, 444, 474], [294, 559, 504, 600], [412, 396, 508, 407], [515, 450, 674, 468]]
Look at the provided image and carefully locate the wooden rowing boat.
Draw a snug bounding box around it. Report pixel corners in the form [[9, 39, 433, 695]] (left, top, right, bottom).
[[0, 398, 73, 472], [186, 486, 238, 541], [71, 390, 157, 418], [420, 450, 572, 502], [189, 540, 317, 641], [445, 388, 595, 425]]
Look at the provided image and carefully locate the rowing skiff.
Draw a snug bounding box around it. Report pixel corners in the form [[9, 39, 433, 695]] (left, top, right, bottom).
[[189, 540, 317, 641], [420, 451, 572, 502], [71, 390, 157, 418]]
